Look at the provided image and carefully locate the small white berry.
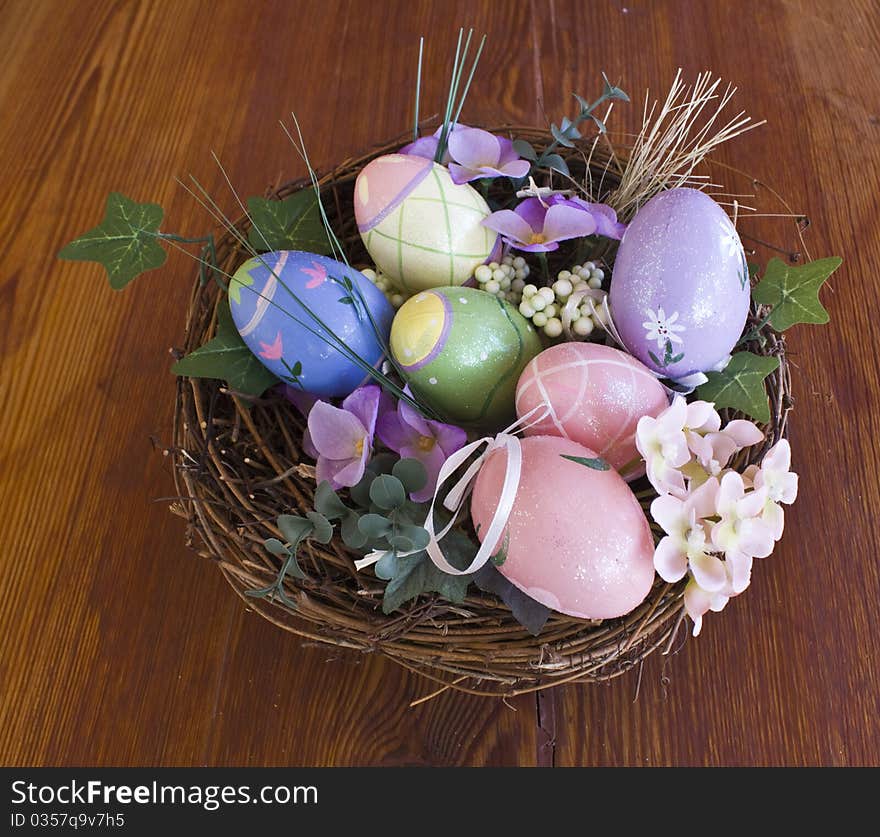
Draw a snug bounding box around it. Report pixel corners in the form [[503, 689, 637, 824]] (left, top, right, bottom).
[[361, 268, 377, 282], [588, 276, 602, 289], [591, 268, 605, 282], [488, 262, 500, 270], [513, 256, 526, 270], [544, 303, 558, 319], [474, 264, 492, 283], [538, 286, 555, 302], [543, 317, 563, 338], [531, 294, 547, 312], [522, 284, 538, 299], [511, 278, 525, 293], [500, 276, 511, 290], [584, 261, 596, 271], [557, 270, 572, 282], [573, 317, 595, 336], [552, 278, 573, 299], [532, 311, 548, 327], [572, 264, 582, 273], [390, 294, 405, 308], [518, 301, 536, 318], [485, 279, 501, 295], [573, 281, 589, 293]]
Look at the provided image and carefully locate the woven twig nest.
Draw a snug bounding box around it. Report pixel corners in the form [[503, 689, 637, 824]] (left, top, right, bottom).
[[171, 127, 791, 697]]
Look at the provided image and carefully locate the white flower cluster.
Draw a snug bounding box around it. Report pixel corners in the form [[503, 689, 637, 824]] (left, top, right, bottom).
[[517, 263, 609, 339], [360, 267, 408, 309], [473, 255, 530, 304], [636, 397, 798, 636]]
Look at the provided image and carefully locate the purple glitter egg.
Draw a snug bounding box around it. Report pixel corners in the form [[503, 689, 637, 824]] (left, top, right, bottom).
[[609, 188, 750, 379]]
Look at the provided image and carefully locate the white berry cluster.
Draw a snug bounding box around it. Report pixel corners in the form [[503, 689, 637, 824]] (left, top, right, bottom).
[[360, 267, 407, 308], [473, 255, 530, 304], [517, 262, 609, 339]]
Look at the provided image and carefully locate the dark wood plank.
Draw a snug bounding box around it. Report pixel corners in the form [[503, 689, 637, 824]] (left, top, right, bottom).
[[1, 0, 878, 767]]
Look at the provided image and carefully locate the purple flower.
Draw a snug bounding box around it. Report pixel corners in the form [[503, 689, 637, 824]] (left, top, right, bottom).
[[377, 395, 467, 503], [481, 197, 598, 252], [446, 127, 531, 185], [399, 124, 465, 164], [305, 385, 380, 489], [549, 195, 627, 240]]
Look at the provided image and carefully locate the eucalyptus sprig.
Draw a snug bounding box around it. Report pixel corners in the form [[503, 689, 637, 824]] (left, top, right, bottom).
[[513, 74, 630, 177]]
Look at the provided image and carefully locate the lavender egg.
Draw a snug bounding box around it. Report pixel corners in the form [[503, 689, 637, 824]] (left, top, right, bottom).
[[228, 250, 393, 398], [609, 188, 750, 379]]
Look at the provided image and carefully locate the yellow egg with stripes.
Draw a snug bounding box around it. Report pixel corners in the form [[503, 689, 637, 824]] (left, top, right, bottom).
[[354, 153, 499, 292], [390, 286, 542, 430]]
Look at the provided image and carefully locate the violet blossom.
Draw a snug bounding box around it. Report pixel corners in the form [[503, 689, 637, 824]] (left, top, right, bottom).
[[446, 126, 531, 184], [304, 385, 380, 489], [377, 393, 467, 502], [481, 197, 598, 252], [399, 125, 460, 164], [549, 195, 627, 240]]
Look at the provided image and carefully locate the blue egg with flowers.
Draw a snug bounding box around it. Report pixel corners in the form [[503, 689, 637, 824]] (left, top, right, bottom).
[[228, 250, 394, 398]]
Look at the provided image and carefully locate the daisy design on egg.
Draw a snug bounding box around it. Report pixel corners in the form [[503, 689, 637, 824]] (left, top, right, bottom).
[[643, 307, 686, 349]]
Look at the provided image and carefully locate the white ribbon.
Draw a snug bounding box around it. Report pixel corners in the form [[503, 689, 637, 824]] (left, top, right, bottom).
[[355, 405, 550, 575]]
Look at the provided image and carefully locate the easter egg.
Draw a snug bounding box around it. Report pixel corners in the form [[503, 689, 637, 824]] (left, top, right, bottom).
[[515, 342, 668, 475], [228, 250, 393, 398], [390, 286, 542, 429], [471, 436, 655, 619], [609, 187, 750, 379], [354, 153, 498, 293]]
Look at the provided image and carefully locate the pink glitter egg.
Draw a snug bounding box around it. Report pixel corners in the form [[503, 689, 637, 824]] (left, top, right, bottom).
[[515, 343, 668, 475], [470, 436, 656, 620]]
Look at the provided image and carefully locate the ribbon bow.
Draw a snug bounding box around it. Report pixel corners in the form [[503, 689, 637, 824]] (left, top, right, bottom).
[[355, 405, 550, 575]]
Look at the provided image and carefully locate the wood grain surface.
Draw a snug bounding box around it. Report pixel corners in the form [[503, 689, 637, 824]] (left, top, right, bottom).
[[1, 0, 878, 767]]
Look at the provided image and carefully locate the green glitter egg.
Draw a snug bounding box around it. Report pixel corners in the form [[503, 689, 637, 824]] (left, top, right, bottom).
[[390, 286, 542, 430]]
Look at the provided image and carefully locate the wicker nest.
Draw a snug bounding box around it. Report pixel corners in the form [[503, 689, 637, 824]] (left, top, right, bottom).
[[170, 127, 792, 697]]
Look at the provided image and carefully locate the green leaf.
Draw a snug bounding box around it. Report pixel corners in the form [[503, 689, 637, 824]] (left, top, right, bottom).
[[542, 153, 570, 177], [490, 530, 510, 565], [752, 256, 841, 331], [374, 551, 399, 581], [264, 538, 290, 557], [696, 351, 780, 423], [551, 123, 576, 148], [349, 472, 375, 509], [341, 512, 367, 549], [601, 73, 630, 102], [473, 565, 551, 636], [314, 481, 349, 520], [170, 298, 279, 397], [381, 551, 473, 615], [358, 513, 392, 539], [246, 192, 333, 253], [306, 511, 333, 544], [396, 524, 431, 552], [278, 514, 314, 546], [391, 458, 428, 494], [58, 192, 166, 289], [512, 139, 537, 161], [561, 454, 610, 471], [369, 474, 407, 510]]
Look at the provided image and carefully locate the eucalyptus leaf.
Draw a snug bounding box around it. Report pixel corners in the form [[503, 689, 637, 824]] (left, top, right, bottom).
[[389, 534, 415, 552], [512, 139, 537, 161], [369, 474, 407, 510], [278, 514, 315, 546], [349, 472, 375, 508], [58, 192, 166, 289], [473, 565, 551, 636], [246, 192, 333, 253], [543, 154, 570, 177], [264, 538, 290, 557], [306, 511, 333, 544], [391, 458, 428, 494], [314, 481, 349, 520], [696, 351, 780, 423], [358, 513, 392, 539], [397, 524, 431, 552], [752, 256, 841, 331], [170, 298, 279, 397], [550, 123, 576, 148], [341, 512, 368, 549], [374, 551, 399, 581]]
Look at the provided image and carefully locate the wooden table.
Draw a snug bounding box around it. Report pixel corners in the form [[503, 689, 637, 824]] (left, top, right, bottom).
[[2, 0, 878, 767]]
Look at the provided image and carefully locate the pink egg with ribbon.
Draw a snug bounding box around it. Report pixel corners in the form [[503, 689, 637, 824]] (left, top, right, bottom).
[[515, 342, 668, 476], [470, 435, 656, 620]]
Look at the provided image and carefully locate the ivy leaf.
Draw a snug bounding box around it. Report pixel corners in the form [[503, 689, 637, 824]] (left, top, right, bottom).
[[752, 256, 841, 331], [561, 454, 610, 471], [58, 192, 166, 289], [381, 551, 473, 615], [247, 192, 333, 254], [696, 351, 780, 423], [473, 565, 551, 636], [170, 298, 279, 397]]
